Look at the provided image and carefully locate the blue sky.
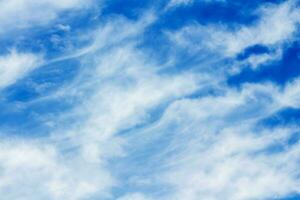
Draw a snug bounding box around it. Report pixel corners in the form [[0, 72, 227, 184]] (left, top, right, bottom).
[[1, 0, 300, 199]]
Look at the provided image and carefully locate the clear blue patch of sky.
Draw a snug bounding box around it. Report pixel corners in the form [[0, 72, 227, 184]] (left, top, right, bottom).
[[236, 44, 270, 60], [260, 107, 300, 128], [101, 0, 165, 20], [153, 0, 285, 31], [0, 99, 68, 137], [227, 41, 300, 87]]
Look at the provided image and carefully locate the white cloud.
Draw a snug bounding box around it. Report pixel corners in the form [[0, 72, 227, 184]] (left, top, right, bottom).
[[171, 131, 299, 199], [0, 50, 42, 89], [0, 0, 92, 34], [241, 50, 282, 70], [1, 1, 300, 200], [129, 82, 300, 200], [117, 193, 152, 200], [277, 78, 300, 108], [0, 13, 205, 200], [167, 0, 193, 8], [169, 0, 300, 58], [0, 139, 115, 200], [166, 0, 226, 9], [228, 49, 283, 74], [224, 0, 300, 55], [34, 6, 300, 199]]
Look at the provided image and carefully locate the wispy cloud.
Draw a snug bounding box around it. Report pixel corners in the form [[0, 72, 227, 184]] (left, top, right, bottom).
[[1, 0, 300, 199], [169, 0, 300, 58], [0, 50, 43, 89], [0, 0, 93, 35], [166, 0, 226, 9]]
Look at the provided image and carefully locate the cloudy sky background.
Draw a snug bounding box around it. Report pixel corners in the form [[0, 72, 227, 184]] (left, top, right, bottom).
[[1, 0, 300, 199]]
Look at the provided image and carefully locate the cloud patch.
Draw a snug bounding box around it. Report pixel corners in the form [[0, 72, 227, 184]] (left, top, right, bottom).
[[0, 50, 42, 89]]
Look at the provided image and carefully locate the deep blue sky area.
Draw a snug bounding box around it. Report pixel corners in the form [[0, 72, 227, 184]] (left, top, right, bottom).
[[228, 41, 300, 86]]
